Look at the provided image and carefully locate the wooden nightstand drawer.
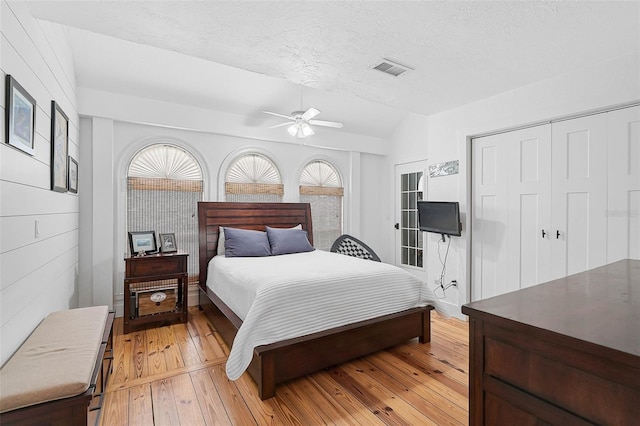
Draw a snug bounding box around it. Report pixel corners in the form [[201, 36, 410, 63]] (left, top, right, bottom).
[[125, 254, 186, 279]]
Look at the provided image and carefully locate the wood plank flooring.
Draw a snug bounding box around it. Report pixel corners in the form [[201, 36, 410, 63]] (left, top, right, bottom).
[[101, 307, 469, 425]]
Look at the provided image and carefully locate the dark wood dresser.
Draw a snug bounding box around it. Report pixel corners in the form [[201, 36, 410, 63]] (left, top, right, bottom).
[[462, 260, 640, 425]]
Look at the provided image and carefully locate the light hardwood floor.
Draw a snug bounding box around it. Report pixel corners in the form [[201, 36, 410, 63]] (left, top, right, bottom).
[[100, 307, 469, 425]]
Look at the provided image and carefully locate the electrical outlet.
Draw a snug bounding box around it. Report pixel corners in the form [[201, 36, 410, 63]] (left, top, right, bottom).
[[451, 279, 457, 286]]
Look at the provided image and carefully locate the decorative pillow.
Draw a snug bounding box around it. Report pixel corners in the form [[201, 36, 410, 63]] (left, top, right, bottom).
[[266, 226, 314, 256], [217, 227, 226, 255], [217, 224, 301, 256], [223, 227, 272, 257]]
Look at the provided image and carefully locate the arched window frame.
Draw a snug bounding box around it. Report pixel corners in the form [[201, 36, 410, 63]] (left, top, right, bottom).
[[126, 143, 204, 282], [224, 152, 284, 202], [298, 159, 344, 250]]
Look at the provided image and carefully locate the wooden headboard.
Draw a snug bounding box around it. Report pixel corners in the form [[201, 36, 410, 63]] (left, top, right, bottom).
[[197, 202, 313, 290]]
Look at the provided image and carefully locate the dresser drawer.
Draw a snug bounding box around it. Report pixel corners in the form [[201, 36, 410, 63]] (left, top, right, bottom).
[[485, 336, 638, 424], [484, 376, 592, 426]]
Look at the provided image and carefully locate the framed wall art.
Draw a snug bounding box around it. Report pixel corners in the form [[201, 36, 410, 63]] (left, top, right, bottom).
[[428, 160, 459, 178], [159, 233, 178, 253], [5, 75, 36, 155], [51, 101, 69, 192], [128, 231, 158, 255], [68, 156, 78, 194]]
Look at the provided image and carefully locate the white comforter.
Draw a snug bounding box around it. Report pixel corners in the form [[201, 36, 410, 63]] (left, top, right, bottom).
[[207, 250, 438, 380]]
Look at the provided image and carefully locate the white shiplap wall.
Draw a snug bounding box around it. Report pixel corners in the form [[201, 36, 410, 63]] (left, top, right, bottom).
[[0, 1, 79, 366]]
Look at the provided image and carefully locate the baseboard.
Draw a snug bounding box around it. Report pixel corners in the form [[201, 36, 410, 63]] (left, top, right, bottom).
[[438, 300, 465, 320]]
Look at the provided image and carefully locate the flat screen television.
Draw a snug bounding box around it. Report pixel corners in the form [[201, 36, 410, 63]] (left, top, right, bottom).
[[417, 201, 462, 237]]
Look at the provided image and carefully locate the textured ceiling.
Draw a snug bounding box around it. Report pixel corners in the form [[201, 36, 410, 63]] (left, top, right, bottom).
[[26, 1, 640, 138]]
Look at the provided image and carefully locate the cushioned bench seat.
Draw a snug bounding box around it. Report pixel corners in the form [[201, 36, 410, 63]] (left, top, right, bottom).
[[0, 306, 110, 415]]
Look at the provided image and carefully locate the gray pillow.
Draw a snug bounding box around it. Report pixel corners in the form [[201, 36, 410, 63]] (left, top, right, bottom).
[[266, 226, 315, 256], [224, 227, 271, 257], [218, 224, 301, 256]]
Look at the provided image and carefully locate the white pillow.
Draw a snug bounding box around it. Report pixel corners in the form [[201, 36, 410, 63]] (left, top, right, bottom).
[[217, 224, 302, 256], [217, 227, 226, 256]]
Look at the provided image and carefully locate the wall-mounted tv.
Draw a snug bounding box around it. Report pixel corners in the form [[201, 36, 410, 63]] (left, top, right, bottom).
[[417, 201, 462, 237]]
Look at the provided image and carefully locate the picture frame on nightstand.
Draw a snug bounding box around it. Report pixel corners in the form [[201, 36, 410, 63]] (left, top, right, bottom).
[[128, 231, 158, 255], [159, 233, 178, 253]]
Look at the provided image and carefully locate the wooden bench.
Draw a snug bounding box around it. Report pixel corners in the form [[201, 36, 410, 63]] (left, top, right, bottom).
[[0, 306, 114, 426]]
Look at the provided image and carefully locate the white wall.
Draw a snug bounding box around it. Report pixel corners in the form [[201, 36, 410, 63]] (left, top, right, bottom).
[[390, 52, 640, 318], [78, 101, 387, 316], [360, 152, 392, 262], [0, 1, 79, 365]]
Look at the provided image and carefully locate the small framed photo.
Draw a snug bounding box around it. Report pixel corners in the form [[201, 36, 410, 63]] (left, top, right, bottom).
[[51, 101, 69, 192], [128, 231, 158, 255], [5, 75, 36, 155], [68, 156, 78, 194], [159, 233, 178, 253]]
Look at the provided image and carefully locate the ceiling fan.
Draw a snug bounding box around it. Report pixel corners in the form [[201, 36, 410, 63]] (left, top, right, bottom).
[[263, 87, 343, 138]]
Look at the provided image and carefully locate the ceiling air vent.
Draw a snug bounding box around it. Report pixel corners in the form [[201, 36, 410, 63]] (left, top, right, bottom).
[[372, 58, 413, 77]]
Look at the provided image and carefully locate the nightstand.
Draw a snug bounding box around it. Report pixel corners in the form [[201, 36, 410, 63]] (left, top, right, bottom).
[[123, 252, 189, 333]]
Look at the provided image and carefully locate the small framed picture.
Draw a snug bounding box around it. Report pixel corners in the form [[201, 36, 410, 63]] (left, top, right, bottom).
[[5, 75, 36, 155], [159, 233, 178, 253], [51, 101, 69, 192], [68, 156, 78, 194], [128, 231, 158, 255]]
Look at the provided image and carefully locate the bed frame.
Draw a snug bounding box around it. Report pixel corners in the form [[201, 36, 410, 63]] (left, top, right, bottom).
[[198, 202, 434, 399]]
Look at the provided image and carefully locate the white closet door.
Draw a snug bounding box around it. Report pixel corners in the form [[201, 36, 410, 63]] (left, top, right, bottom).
[[607, 106, 640, 261], [472, 134, 509, 301], [472, 125, 551, 300], [550, 114, 608, 280], [506, 125, 552, 289]]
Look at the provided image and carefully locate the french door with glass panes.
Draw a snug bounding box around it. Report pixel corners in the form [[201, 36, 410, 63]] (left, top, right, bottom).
[[395, 162, 427, 270]]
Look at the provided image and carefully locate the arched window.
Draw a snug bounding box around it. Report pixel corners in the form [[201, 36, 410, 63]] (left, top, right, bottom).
[[127, 144, 203, 281], [225, 153, 283, 202], [299, 160, 343, 250]]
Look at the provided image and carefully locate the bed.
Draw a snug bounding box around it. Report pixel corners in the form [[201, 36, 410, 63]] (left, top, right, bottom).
[[198, 201, 435, 399]]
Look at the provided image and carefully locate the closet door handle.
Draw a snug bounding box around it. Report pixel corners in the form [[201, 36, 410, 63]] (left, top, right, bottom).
[[541, 229, 547, 238], [556, 230, 561, 239]]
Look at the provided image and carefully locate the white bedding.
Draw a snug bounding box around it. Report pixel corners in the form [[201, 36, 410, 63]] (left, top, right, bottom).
[[206, 250, 438, 380]]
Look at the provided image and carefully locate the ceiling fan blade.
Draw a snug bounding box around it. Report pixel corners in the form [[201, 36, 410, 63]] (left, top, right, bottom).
[[263, 110, 294, 120], [269, 122, 293, 129], [309, 119, 343, 129], [302, 107, 321, 121]]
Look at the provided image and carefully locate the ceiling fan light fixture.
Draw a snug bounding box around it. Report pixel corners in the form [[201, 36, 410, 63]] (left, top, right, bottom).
[[287, 121, 315, 138], [302, 123, 314, 137], [265, 105, 342, 138]]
